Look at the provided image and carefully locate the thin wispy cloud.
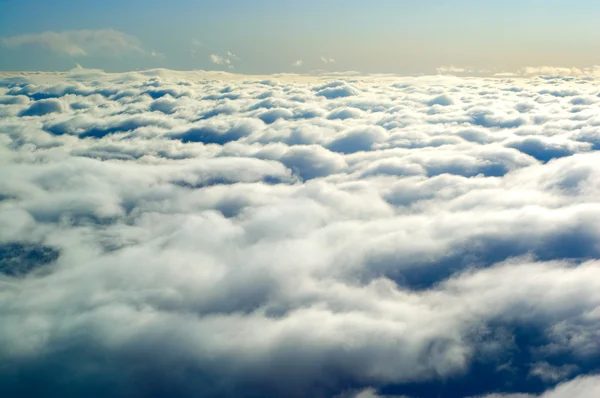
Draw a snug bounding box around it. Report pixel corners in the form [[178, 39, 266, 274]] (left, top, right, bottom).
[[150, 49, 165, 59], [190, 38, 204, 58], [321, 56, 336, 64], [1, 29, 145, 57], [209, 51, 239, 68]]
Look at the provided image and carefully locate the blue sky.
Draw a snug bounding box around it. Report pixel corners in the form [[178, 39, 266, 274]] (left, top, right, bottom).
[[1, 0, 600, 74]]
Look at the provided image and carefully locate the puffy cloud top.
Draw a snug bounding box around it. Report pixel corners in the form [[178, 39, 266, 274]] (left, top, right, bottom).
[[19, 98, 65, 116]]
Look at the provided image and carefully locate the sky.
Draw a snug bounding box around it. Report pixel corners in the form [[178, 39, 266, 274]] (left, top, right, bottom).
[[2, 0, 600, 74]]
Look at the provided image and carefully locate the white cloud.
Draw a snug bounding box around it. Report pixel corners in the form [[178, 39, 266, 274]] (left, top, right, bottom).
[[321, 56, 336, 64], [150, 49, 165, 59], [436, 65, 493, 76], [476, 375, 600, 397], [435, 65, 600, 77], [1, 29, 145, 56], [519, 66, 586, 77], [209, 51, 239, 69], [492, 65, 600, 78], [0, 68, 600, 398], [437, 65, 467, 74], [293, 60, 303, 67], [209, 54, 228, 65]]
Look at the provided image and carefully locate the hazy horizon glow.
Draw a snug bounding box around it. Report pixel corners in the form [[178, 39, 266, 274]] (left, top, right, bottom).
[[2, 0, 600, 74]]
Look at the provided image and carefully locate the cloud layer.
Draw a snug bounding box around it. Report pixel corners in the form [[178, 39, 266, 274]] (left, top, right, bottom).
[[0, 69, 600, 398]]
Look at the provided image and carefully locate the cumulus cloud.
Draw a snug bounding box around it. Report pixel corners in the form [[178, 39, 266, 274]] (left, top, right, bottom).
[[517, 66, 591, 77], [209, 54, 227, 64], [321, 56, 336, 64], [293, 60, 303, 66], [0, 68, 600, 398], [18, 98, 65, 116], [1, 29, 145, 56], [427, 94, 455, 106], [315, 81, 359, 99]]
